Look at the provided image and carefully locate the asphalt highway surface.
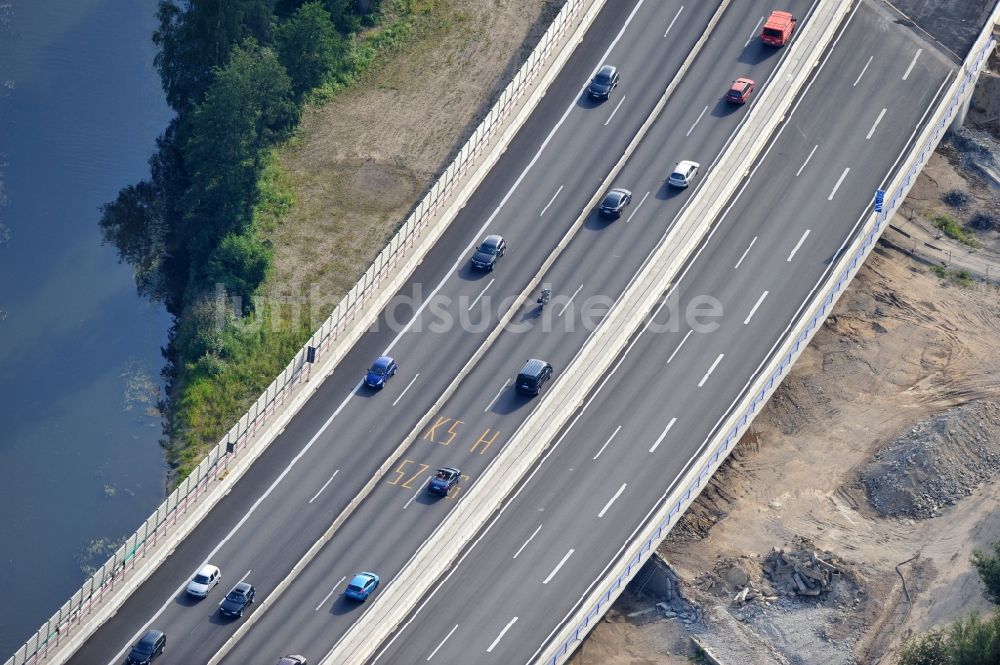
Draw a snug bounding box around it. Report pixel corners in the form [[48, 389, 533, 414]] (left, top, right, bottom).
[[365, 3, 957, 664], [217, 0, 820, 661], [62, 0, 794, 663]]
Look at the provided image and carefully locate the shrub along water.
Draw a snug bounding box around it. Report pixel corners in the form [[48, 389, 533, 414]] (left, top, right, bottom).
[[101, 0, 422, 480]]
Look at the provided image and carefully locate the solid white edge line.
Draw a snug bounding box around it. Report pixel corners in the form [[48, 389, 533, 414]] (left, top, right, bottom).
[[866, 108, 887, 140], [315, 576, 347, 612], [795, 144, 818, 177], [542, 549, 575, 584], [540, 185, 564, 216], [486, 617, 519, 653], [593, 425, 623, 460], [666, 330, 692, 364], [392, 373, 420, 406], [308, 469, 340, 504], [513, 524, 544, 560], [697, 353, 724, 388], [467, 279, 495, 312], [604, 95, 627, 126], [426, 624, 459, 661], [648, 417, 677, 454], [484, 378, 512, 412], [853, 55, 873, 86], [743, 290, 769, 325], [597, 483, 627, 518], [664, 6, 684, 38], [786, 228, 811, 262], [902, 48, 922, 80], [625, 191, 650, 223]]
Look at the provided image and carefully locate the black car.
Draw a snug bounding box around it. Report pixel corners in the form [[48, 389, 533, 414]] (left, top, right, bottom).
[[588, 65, 619, 100], [427, 467, 461, 496], [470, 234, 506, 271], [219, 581, 255, 618], [126, 629, 165, 664], [598, 188, 632, 218]]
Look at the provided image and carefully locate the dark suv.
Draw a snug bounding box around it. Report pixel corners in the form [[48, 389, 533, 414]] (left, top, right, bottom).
[[516, 359, 553, 396], [126, 629, 165, 664], [471, 235, 506, 271]]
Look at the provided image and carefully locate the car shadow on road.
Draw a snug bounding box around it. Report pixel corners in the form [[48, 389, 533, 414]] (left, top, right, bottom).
[[710, 98, 743, 119], [575, 93, 609, 110], [457, 263, 494, 282], [411, 492, 445, 507], [208, 611, 239, 626], [583, 211, 619, 232], [489, 389, 536, 415], [173, 593, 204, 609], [738, 43, 779, 66], [329, 596, 369, 616], [654, 183, 687, 202]]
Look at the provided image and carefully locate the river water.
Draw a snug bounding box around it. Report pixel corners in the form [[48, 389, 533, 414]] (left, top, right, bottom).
[[0, 0, 171, 653]]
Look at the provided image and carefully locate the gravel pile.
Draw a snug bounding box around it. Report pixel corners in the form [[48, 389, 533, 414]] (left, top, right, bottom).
[[860, 400, 1000, 519]]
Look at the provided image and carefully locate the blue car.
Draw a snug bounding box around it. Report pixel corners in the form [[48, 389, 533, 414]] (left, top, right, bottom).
[[364, 356, 397, 389], [344, 572, 380, 601], [427, 467, 461, 497]]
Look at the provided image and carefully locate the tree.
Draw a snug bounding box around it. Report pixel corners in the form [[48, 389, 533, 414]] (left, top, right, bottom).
[[206, 233, 272, 311], [154, 0, 277, 111], [897, 610, 1000, 665], [972, 540, 1000, 603], [275, 2, 346, 96], [180, 38, 297, 274], [100, 119, 190, 311]]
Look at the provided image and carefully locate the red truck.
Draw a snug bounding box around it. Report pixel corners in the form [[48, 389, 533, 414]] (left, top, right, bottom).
[[760, 10, 796, 46]]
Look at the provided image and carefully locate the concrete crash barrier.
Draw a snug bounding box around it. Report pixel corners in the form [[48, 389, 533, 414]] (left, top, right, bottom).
[[4, 2, 606, 664], [319, 2, 853, 664]]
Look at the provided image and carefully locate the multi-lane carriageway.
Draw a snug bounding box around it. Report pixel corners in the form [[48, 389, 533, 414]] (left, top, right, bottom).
[[66, 0, 958, 664], [367, 2, 959, 663]]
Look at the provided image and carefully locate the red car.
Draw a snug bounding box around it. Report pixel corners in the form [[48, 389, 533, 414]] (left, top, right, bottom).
[[727, 77, 755, 105]]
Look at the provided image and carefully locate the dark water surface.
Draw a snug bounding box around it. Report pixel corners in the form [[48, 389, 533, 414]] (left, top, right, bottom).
[[0, 0, 171, 653]]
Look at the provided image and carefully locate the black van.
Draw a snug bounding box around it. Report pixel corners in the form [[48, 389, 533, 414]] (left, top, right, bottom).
[[516, 359, 553, 395]]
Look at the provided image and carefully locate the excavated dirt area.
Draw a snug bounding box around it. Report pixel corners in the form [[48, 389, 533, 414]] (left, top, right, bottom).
[[570, 109, 1000, 665]]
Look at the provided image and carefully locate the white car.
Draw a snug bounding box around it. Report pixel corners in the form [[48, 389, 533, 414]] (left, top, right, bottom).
[[186, 564, 221, 598], [668, 160, 700, 188]]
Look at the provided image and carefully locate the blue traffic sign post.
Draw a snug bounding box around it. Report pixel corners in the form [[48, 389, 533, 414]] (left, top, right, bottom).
[[874, 188, 885, 213]]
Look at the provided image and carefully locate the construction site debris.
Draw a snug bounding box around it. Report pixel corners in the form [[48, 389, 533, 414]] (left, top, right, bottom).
[[859, 400, 1000, 520]]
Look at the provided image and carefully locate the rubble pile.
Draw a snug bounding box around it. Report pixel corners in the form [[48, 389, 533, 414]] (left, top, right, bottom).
[[859, 400, 1000, 519], [762, 548, 841, 599]]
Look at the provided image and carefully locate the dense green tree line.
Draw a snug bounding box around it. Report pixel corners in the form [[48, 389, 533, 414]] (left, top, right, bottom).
[[895, 541, 1000, 664], [100, 0, 380, 466]]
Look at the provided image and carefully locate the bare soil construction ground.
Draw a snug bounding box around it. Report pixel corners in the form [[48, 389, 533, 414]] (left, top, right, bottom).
[[570, 96, 1000, 665]]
